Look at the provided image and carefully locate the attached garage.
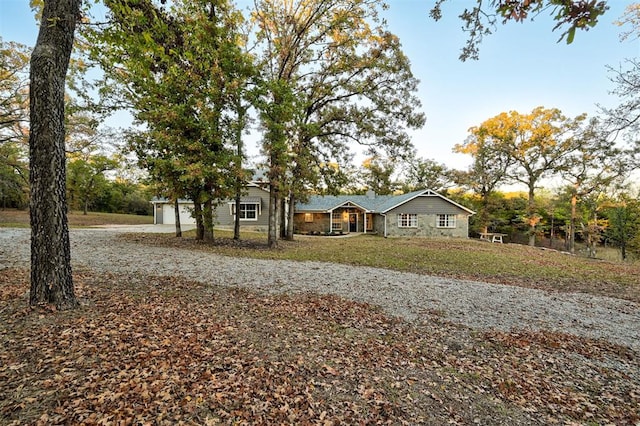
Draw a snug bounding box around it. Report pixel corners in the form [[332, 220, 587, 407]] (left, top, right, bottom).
[[151, 199, 196, 225]]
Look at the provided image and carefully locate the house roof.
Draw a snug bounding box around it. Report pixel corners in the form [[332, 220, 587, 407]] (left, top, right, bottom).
[[226, 196, 262, 204], [295, 189, 475, 215]]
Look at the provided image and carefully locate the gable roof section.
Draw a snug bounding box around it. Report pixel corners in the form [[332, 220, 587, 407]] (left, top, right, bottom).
[[295, 195, 376, 212], [379, 189, 475, 215], [296, 189, 475, 215]]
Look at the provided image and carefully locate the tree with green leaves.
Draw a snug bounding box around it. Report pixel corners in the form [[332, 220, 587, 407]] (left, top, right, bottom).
[[359, 155, 399, 196], [252, 0, 425, 246], [453, 132, 513, 233], [0, 39, 30, 146], [29, 0, 80, 309], [401, 156, 453, 193], [603, 193, 640, 261], [557, 117, 628, 253], [88, 0, 255, 240], [0, 142, 28, 209], [67, 153, 119, 214], [0, 39, 30, 208], [430, 0, 609, 61]]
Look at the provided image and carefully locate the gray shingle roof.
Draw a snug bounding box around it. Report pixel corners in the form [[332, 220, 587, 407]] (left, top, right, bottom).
[[295, 189, 463, 213]]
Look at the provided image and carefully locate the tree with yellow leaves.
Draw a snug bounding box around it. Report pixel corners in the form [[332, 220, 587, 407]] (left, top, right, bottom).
[[459, 106, 586, 246]]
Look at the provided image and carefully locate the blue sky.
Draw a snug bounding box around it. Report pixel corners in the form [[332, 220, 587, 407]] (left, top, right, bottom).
[[385, 1, 640, 169], [2, 0, 639, 171]]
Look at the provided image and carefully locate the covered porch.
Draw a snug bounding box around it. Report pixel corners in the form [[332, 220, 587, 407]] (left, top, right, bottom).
[[294, 201, 374, 235]]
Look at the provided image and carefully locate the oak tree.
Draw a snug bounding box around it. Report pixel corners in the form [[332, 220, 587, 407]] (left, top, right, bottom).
[[29, 0, 81, 309], [252, 0, 425, 246], [430, 0, 609, 61], [462, 107, 585, 246], [88, 0, 254, 240], [400, 156, 453, 193], [557, 117, 628, 253], [0, 39, 30, 208], [603, 194, 640, 260], [454, 131, 513, 233]]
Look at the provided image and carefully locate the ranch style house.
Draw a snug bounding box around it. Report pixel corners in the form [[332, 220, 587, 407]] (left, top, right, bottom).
[[151, 186, 475, 238]]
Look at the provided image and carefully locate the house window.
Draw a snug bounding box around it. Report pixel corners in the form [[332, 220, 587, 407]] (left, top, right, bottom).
[[239, 203, 258, 220], [366, 213, 374, 231], [231, 203, 259, 221], [331, 211, 342, 230], [397, 213, 417, 228], [437, 214, 456, 228], [304, 213, 313, 222]]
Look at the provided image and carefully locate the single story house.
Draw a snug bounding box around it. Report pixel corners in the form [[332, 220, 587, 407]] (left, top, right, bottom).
[[150, 182, 270, 232], [294, 189, 474, 238], [151, 187, 475, 238]]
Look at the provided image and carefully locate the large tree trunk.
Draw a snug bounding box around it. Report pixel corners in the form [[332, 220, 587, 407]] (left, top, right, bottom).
[[267, 183, 279, 248], [174, 198, 182, 237], [233, 190, 241, 241], [192, 193, 205, 240], [279, 195, 287, 239], [285, 192, 295, 240], [29, 0, 80, 309], [203, 197, 214, 241], [480, 191, 490, 234]]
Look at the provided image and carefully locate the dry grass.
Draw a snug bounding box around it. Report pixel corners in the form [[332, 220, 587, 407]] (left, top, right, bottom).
[[135, 230, 640, 304], [0, 208, 152, 228]]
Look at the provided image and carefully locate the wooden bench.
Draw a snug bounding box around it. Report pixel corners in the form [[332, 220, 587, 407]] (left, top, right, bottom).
[[479, 232, 507, 243]]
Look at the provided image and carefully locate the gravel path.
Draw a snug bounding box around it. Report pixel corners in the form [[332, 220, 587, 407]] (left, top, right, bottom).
[[1, 227, 639, 351]]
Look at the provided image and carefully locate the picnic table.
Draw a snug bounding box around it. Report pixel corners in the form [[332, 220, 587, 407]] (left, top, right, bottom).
[[479, 232, 507, 243]]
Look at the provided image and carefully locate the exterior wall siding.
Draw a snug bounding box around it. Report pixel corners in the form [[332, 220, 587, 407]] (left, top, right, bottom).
[[389, 195, 465, 215], [372, 214, 386, 235], [215, 186, 269, 230], [382, 195, 470, 237], [152, 186, 270, 230]]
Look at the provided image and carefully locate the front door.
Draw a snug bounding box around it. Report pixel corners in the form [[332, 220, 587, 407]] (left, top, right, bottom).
[[349, 213, 358, 232]]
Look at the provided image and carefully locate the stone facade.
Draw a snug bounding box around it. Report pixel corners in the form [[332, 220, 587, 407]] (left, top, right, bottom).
[[383, 213, 469, 238]]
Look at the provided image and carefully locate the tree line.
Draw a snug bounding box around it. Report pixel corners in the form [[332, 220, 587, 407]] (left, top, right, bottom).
[[0, 37, 151, 215], [5, 0, 631, 308]]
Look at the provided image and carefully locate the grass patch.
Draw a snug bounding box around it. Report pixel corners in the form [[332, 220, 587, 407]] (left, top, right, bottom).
[[1, 268, 637, 425], [0, 208, 152, 227], [134, 231, 640, 303]]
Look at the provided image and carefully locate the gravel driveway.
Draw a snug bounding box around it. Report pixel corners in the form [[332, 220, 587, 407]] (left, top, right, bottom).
[[1, 227, 639, 351]]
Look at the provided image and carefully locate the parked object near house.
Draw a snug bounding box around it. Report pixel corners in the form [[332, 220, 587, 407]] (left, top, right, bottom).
[[294, 189, 475, 238], [150, 182, 270, 232]]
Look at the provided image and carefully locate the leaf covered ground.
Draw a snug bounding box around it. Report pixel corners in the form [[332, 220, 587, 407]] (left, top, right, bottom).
[[1, 268, 638, 425]]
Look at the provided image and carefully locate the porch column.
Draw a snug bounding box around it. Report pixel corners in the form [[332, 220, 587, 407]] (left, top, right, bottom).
[[364, 212, 367, 234], [329, 209, 333, 233]]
